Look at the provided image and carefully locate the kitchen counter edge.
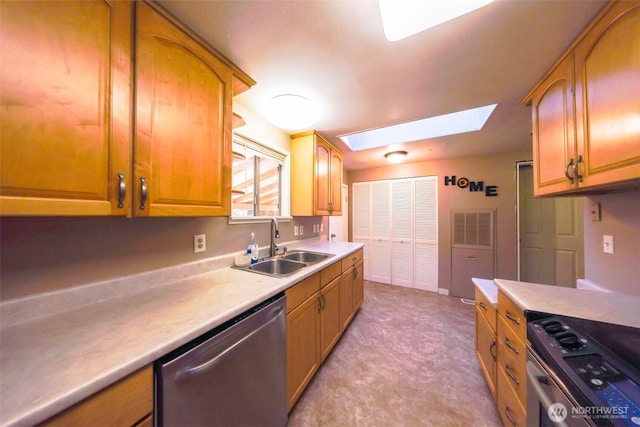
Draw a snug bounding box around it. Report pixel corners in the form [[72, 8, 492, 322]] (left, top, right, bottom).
[[0, 241, 364, 427]]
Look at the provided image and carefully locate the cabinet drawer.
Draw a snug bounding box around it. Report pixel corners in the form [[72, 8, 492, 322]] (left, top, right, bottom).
[[286, 273, 320, 313], [497, 317, 527, 406], [42, 365, 152, 427], [320, 261, 342, 288], [498, 290, 526, 343], [341, 249, 363, 271], [474, 287, 497, 331], [497, 365, 526, 427]]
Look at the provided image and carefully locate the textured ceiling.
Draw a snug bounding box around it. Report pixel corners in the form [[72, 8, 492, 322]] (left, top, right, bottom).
[[157, 0, 607, 170]]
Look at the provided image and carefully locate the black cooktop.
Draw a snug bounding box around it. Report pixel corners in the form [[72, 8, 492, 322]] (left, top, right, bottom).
[[528, 313, 640, 426]]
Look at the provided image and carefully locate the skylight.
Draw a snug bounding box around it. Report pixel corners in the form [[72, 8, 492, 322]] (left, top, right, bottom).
[[379, 0, 495, 41], [339, 104, 497, 152]]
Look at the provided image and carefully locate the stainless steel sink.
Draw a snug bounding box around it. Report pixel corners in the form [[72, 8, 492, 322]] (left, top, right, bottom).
[[244, 258, 307, 277], [281, 250, 333, 264]]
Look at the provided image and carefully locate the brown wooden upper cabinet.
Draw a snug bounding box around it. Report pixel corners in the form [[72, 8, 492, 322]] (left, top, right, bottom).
[[0, 0, 255, 217], [523, 1, 640, 196], [0, 0, 133, 216], [291, 131, 343, 216]]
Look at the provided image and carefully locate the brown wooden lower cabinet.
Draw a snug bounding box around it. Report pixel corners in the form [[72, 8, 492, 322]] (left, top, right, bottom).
[[286, 251, 364, 412], [41, 365, 153, 427]]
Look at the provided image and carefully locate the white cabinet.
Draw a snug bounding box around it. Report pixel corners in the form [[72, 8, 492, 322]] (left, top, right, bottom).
[[352, 176, 438, 291]]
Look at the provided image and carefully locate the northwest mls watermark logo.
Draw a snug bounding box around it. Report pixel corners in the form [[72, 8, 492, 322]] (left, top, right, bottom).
[[548, 403, 568, 422], [547, 402, 639, 425]]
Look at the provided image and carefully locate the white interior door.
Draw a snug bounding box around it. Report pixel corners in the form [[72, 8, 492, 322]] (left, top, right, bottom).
[[518, 163, 584, 286], [414, 176, 438, 292], [391, 180, 414, 288], [352, 177, 438, 292]]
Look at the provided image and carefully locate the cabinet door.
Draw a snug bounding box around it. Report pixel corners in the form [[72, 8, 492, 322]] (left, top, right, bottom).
[[0, 0, 132, 216], [340, 268, 354, 330], [531, 54, 577, 196], [287, 294, 320, 411], [319, 277, 341, 363], [475, 307, 497, 401], [314, 138, 332, 215], [574, 3, 640, 189], [329, 149, 343, 215], [135, 1, 233, 216], [353, 259, 364, 311]]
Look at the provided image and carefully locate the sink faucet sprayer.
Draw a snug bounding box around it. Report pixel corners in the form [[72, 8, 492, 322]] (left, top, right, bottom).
[[270, 217, 280, 257]]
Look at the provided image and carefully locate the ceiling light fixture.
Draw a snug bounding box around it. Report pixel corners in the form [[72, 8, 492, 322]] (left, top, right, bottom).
[[265, 94, 318, 131], [385, 151, 407, 164], [378, 0, 495, 41]]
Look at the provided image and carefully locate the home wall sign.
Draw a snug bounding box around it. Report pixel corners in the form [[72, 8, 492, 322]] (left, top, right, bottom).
[[444, 175, 498, 197]]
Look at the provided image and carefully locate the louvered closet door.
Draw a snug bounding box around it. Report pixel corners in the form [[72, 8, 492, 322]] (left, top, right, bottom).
[[370, 181, 391, 284], [352, 182, 371, 280], [414, 177, 438, 292], [391, 180, 414, 288]]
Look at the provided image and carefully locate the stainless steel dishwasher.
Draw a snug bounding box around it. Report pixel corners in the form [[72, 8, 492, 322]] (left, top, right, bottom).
[[155, 293, 287, 427]]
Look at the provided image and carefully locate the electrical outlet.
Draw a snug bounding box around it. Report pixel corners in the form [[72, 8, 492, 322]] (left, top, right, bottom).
[[300, 225, 304, 236], [294, 226, 299, 236], [320, 223, 323, 232], [603, 235, 614, 254], [194, 234, 206, 253]]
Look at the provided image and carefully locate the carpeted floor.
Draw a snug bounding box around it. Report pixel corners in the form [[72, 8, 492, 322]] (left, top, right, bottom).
[[287, 281, 502, 427]]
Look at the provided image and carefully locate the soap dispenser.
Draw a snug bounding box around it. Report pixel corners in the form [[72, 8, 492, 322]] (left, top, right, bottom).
[[248, 232, 259, 264]]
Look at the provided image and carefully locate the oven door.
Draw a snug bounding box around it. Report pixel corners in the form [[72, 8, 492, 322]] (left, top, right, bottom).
[[527, 347, 591, 427]]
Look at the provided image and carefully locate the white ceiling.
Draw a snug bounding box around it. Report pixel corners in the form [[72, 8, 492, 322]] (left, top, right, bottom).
[[157, 0, 607, 171]]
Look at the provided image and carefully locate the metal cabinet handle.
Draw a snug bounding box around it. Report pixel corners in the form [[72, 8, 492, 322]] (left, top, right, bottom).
[[564, 158, 575, 184], [505, 337, 520, 355], [317, 295, 323, 313], [353, 267, 358, 279], [478, 301, 488, 311], [117, 172, 126, 208], [505, 363, 520, 385], [505, 311, 520, 325], [574, 155, 583, 182], [490, 341, 497, 361], [139, 176, 147, 210], [505, 405, 518, 427]]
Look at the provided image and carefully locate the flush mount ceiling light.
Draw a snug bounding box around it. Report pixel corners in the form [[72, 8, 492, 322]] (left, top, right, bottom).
[[378, 0, 495, 41], [340, 104, 497, 152], [265, 94, 318, 131], [385, 151, 408, 164]]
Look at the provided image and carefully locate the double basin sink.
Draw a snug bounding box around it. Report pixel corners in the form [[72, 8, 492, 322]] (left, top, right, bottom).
[[236, 250, 334, 278]]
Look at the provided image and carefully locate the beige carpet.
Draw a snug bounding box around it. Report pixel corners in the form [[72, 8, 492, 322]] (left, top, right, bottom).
[[287, 281, 502, 427]]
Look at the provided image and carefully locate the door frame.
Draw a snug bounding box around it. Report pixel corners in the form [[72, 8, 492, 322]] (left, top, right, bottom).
[[515, 161, 531, 282]]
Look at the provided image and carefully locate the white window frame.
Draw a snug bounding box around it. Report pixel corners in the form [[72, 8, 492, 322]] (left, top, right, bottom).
[[229, 133, 291, 224]]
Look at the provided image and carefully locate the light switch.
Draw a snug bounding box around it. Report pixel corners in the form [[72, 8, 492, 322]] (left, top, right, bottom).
[[603, 235, 614, 254]]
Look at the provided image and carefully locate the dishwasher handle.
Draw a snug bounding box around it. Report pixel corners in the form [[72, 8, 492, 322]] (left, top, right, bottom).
[[175, 307, 283, 382]]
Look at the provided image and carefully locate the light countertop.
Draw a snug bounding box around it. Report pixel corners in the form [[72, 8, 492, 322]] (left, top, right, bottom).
[[0, 240, 363, 427], [471, 278, 498, 308], [494, 278, 640, 328]]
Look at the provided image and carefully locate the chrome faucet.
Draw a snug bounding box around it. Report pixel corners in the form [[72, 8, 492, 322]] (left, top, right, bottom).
[[270, 217, 280, 257]]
